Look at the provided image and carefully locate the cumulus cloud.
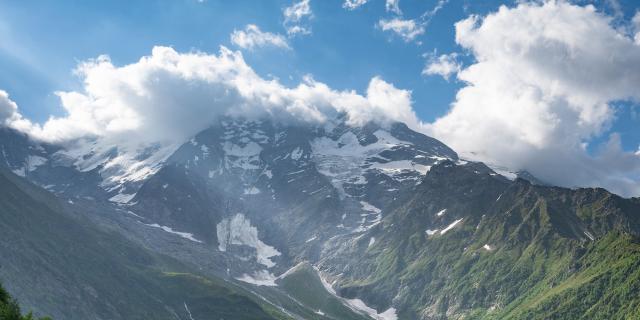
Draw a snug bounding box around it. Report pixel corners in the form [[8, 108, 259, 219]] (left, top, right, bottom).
[[422, 52, 461, 80], [378, 18, 425, 42], [230, 24, 290, 50], [386, 0, 401, 15], [2, 46, 422, 186], [0, 90, 40, 134], [343, 0, 369, 10], [283, 0, 312, 36], [426, 1, 640, 197], [5, 46, 419, 146], [0, 90, 19, 125]]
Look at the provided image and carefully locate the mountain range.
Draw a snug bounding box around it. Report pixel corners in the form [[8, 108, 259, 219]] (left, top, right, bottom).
[[0, 116, 639, 319]]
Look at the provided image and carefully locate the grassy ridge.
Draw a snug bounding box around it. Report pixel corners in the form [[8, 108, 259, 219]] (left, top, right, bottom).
[[331, 162, 640, 319]]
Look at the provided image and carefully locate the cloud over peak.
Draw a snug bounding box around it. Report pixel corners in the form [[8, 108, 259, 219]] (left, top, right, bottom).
[[3, 46, 419, 146]]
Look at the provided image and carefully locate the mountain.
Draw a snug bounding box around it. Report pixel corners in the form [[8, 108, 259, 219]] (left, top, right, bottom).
[[0, 168, 291, 320], [318, 160, 640, 319], [0, 116, 639, 319]]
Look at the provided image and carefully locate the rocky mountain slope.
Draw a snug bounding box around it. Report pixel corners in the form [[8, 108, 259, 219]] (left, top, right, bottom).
[[0, 168, 293, 320], [1, 116, 639, 319]]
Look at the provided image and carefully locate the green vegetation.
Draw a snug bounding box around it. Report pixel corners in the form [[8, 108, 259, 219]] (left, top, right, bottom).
[[498, 233, 640, 320], [0, 283, 51, 320], [331, 164, 640, 319]]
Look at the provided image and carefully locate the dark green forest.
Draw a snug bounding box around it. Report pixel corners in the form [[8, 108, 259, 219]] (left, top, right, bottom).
[[0, 283, 50, 320]]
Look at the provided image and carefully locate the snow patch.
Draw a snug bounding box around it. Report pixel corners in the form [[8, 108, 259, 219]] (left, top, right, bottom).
[[11, 168, 25, 177], [440, 218, 463, 235], [425, 229, 438, 235], [314, 267, 338, 295], [353, 201, 383, 233], [216, 213, 281, 268], [360, 201, 382, 214], [290, 147, 304, 160], [491, 167, 517, 180], [584, 231, 595, 241], [223, 141, 262, 170], [208, 167, 223, 178], [277, 262, 306, 280], [145, 223, 203, 243], [311, 130, 429, 198], [345, 299, 398, 320], [66, 140, 180, 192], [126, 210, 144, 219], [184, 303, 195, 320], [26, 155, 47, 171], [436, 209, 447, 217], [369, 160, 431, 176], [379, 308, 399, 320], [109, 192, 136, 204], [236, 270, 278, 286], [313, 266, 398, 320], [368, 237, 375, 247], [200, 144, 210, 158], [244, 186, 261, 195]]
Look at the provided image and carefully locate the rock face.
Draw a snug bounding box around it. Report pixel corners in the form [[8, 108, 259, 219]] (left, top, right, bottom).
[[1, 116, 639, 319]]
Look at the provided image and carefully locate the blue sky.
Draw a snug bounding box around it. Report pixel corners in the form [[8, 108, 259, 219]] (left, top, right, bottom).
[[2, 0, 637, 147], [1, 0, 640, 196], [0, 0, 468, 122]]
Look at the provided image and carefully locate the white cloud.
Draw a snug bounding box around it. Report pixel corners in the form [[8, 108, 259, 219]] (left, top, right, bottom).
[[377, 0, 447, 44], [343, 0, 369, 10], [2, 46, 422, 188], [230, 24, 290, 50], [386, 0, 401, 15], [426, 1, 640, 197], [633, 11, 640, 44], [283, 0, 312, 36], [605, 0, 623, 19], [4, 46, 419, 146], [378, 18, 425, 42], [423, 53, 461, 80], [0, 90, 40, 134], [0, 90, 19, 124], [421, 0, 448, 21]]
